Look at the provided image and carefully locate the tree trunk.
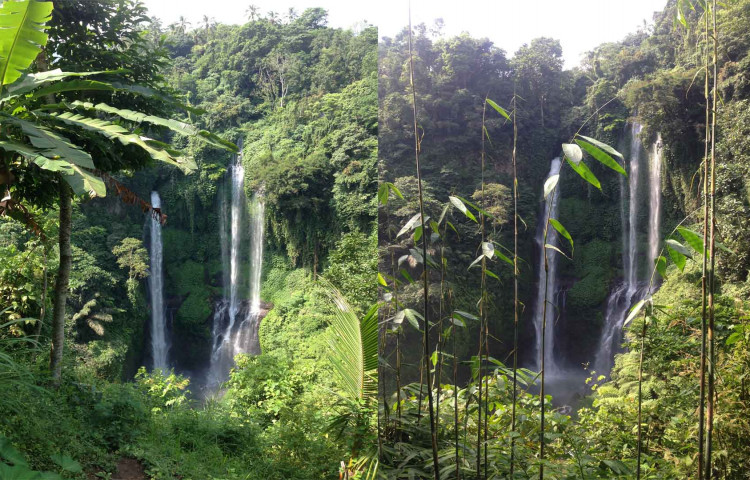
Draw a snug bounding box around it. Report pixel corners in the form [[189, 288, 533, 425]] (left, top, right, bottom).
[[50, 182, 72, 385]]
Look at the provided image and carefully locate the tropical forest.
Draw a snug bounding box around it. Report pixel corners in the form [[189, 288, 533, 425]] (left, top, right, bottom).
[[378, 0, 750, 479], [0, 0, 376, 478], [0, 0, 749, 479]]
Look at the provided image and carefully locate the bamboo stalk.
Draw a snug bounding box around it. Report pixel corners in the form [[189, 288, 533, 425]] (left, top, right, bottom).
[[510, 91, 520, 478], [704, 1, 718, 476], [407, 6, 440, 478], [698, 3, 711, 478]]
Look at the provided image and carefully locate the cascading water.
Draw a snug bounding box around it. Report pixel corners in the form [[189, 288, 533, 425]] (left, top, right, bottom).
[[232, 194, 265, 355], [149, 191, 169, 371], [593, 123, 662, 376], [207, 147, 265, 388], [208, 154, 245, 386], [627, 123, 642, 295], [533, 157, 563, 375], [648, 134, 663, 272]]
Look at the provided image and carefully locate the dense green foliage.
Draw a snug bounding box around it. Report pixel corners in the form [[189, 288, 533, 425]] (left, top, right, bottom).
[[1, 1, 377, 478], [379, 0, 750, 478]]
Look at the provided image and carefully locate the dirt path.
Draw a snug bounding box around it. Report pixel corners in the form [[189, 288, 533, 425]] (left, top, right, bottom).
[[111, 458, 146, 480]]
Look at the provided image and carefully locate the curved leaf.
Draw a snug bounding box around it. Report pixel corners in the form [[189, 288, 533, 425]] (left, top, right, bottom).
[[543, 174, 559, 198], [665, 238, 692, 258], [549, 218, 573, 254], [64, 164, 105, 197], [677, 227, 704, 254], [4, 69, 116, 99], [449, 195, 477, 223], [624, 299, 648, 326], [0, 0, 53, 87], [655, 255, 668, 279], [576, 138, 627, 176], [576, 134, 623, 159], [2, 115, 94, 168], [566, 157, 601, 190], [40, 111, 195, 172], [562, 143, 583, 164], [486, 98, 510, 121]]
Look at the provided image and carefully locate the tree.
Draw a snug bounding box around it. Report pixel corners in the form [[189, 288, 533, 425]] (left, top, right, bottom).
[[245, 4, 260, 21], [0, 0, 235, 383], [512, 37, 564, 127], [112, 237, 149, 305]]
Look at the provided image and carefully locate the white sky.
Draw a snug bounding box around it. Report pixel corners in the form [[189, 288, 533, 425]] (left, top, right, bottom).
[[142, 0, 667, 67]]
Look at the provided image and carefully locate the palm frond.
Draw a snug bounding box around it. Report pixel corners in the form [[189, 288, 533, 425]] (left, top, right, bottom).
[[321, 278, 379, 402]]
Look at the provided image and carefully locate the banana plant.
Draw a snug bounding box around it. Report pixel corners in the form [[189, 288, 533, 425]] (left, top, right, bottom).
[[0, 0, 236, 383]]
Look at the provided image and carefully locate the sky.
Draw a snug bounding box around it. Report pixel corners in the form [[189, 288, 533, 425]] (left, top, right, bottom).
[[142, 0, 667, 68]]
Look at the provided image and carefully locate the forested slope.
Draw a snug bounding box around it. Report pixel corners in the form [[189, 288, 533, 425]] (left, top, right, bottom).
[[379, 0, 750, 477], [1, 3, 376, 478]]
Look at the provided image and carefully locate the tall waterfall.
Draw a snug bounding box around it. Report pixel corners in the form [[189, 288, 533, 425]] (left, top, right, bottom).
[[627, 123, 642, 294], [207, 150, 265, 387], [648, 134, 663, 273], [232, 194, 265, 355], [594, 124, 662, 376], [533, 157, 563, 375], [149, 191, 169, 371]]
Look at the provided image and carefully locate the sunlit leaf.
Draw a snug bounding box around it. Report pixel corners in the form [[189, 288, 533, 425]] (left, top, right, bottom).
[[543, 174, 559, 198], [576, 135, 624, 159], [566, 157, 601, 190], [576, 139, 627, 176], [677, 227, 704, 254], [397, 213, 422, 238], [545, 243, 571, 260], [624, 299, 648, 326], [482, 241, 495, 259], [486, 98, 511, 121], [449, 195, 477, 223], [666, 239, 692, 258], [667, 241, 687, 272], [549, 219, 573, 254], [562, 143, 583, 164]]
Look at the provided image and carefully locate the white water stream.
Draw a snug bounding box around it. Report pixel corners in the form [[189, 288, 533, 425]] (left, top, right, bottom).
[[149, 191, 169, 371], [533, 157, 563, 375]]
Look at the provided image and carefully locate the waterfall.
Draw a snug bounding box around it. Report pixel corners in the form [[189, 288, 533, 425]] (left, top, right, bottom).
[[533, 157, 563, 375], [648, 134, 663, 273], [207, 147, 265, 387], [627, 122, 642, 295], [149, 191, 169, 371], [594, 123, 662, 376], [227, 158, 245, 337], [232, 194, 265, 356]]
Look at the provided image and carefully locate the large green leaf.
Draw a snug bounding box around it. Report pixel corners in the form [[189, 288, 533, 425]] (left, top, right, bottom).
[[3, 69, 115, 99], [63, 164, 105, 197], [40, 111, 196, 172], [677, 227, 704, 254], [575, 138, 627, 176], [486, 98, 510, 121], [0, 139, 63, 170], [0, 0, 53, 87], [66, 101, 236, 152], [2, 115, 94, 168]]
